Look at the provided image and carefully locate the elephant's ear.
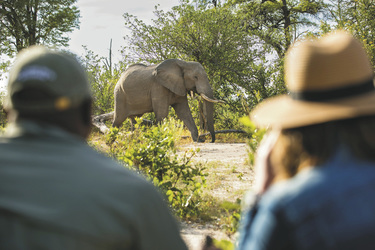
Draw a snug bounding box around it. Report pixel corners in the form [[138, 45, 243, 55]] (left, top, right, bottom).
[[152, 59, 186, 96]]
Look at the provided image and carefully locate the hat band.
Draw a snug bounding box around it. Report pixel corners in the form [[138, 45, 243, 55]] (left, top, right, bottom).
[[290, 78, 374, 101]]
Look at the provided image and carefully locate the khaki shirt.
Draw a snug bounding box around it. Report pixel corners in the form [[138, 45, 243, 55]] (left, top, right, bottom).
[[0, 120, 188, 250]]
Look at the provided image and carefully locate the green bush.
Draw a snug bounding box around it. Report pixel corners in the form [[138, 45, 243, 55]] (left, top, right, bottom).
[[0, 92, 7, 130], [239, 116, 267, 166], [213, 239, 235, 250], [80, 46, 126, 115], [104, 117, 207, 219]]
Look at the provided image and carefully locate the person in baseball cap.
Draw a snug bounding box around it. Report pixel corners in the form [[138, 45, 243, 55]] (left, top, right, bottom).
[[5, 45, 91, 114], [238, 31, 375, 250], [4, 45, 93, 138], [0, 46, 188, 250]]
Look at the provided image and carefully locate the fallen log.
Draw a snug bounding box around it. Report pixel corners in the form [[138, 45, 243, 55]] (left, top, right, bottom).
[[91, 112, 113, 134], [181, 129, 247, 140], [92, 112, 114, 122], [91, 112, 153, 134], [92, 120, 109, 133]]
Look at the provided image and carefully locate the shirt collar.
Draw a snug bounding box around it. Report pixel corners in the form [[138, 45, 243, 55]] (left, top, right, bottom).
[[3, 119, 85, 143]]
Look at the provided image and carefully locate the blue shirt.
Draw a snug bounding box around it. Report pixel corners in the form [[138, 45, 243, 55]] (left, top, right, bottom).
[[238, 147, 375, 250]]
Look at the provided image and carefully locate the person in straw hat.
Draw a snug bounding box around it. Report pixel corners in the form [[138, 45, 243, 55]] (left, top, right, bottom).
[[237, 31, 375, 250], [0, 45, 188, 250]]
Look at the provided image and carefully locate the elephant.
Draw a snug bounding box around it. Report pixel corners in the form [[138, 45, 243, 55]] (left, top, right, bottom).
[[112, 59, 222, 142]]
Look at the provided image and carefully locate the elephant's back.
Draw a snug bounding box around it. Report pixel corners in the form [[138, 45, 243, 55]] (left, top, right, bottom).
[[124, 64, 155, 80], [118, 64, 156, 90], [125, 63, 156, 75], [115, 64, 155, 99]]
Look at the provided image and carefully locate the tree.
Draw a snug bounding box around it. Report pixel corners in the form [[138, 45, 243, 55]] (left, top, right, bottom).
[[230, 0, 325, 58], [321, 0, 375, 70], [0, 0, 80, 57], [222, 0, 326, 109]]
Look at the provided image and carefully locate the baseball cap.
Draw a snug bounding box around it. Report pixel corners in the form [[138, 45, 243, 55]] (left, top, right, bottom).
[[5, 45, 91, 113]]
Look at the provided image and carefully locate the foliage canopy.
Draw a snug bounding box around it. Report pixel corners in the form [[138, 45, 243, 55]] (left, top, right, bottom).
[[321, 0, 375, 70], [0, 0, 80, 73]]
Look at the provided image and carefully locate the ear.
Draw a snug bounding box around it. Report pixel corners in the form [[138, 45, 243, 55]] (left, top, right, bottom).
[[152, 59, 186, 96]]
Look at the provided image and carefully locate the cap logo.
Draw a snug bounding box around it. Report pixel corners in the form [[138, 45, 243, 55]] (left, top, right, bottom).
[[17, 65, 57, 82], [55, 97, 71, 111]]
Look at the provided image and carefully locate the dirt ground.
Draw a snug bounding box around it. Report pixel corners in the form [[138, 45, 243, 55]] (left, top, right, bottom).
[[177, 143, 254, 250]]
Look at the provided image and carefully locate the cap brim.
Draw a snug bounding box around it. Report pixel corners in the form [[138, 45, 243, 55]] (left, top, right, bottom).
[[251, 91, 375, 129]]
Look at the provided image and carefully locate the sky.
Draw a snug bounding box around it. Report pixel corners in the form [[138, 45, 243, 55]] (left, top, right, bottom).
[[1, 0, 180, 91], [69, 0, 180, 62]]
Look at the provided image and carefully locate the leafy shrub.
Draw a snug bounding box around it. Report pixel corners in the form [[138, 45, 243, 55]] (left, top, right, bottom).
[[104, 117, 207, 219], [239, 116, 267, 166], [0, 92, 7, 130], [198, 195, 242, 235], [80, 46, 126, 115], [213, 239, 235, 250]]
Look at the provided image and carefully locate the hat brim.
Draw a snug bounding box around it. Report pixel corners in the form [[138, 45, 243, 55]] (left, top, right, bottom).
[[251, 90, 375, 129]]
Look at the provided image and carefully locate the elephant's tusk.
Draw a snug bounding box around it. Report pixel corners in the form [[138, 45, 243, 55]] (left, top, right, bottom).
[[200, 93, 226, 104], [190, 90, 194, 98]]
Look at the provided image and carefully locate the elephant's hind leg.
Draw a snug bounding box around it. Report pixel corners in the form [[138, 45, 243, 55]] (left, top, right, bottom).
[[112, 92, 129, 128], [113, 112, 128, 128]]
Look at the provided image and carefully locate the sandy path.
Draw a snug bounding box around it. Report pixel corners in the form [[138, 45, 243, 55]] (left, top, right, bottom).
[[177, 143, 253, 250]]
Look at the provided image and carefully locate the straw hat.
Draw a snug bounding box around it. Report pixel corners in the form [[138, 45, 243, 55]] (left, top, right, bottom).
[[251, 31, 375, 129]]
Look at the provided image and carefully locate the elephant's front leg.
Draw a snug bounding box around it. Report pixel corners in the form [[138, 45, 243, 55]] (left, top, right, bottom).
[[172, 101, 202, 142], [151, 85, 172, 123]]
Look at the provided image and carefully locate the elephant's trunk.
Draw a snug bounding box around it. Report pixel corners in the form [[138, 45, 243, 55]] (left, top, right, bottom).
[[196, 76, 222, 142], [199, 91, 216, 143], [203, 99, 215, 142]]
